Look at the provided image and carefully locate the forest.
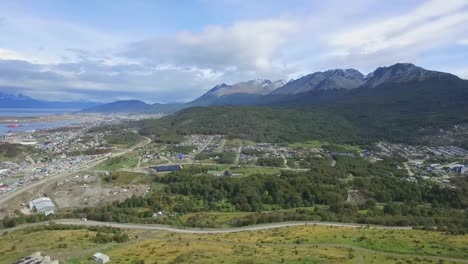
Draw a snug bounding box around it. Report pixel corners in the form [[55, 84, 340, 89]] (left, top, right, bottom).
[[139, 106, 366, 145], [59, 156, 468, 234]]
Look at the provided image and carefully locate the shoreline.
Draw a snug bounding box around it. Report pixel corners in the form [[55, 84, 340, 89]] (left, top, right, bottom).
[[0, 114, 91, 124]]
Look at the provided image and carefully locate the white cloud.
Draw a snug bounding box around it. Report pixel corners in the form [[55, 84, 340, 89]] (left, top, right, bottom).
[[449, 67, 468, 79], [0, 48, 29, 60], [0, 7, 131, 65], [329, 0, 468, 55], [123, 19, 297, 73], [0, 1, 467, 102]]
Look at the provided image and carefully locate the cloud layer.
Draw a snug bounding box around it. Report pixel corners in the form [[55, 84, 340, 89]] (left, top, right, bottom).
[[0, 0, 467, 102]]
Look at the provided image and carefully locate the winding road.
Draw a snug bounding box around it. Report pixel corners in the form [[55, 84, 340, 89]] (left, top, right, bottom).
[[8, 219, 412, 234], [6, 219, 468, 263]]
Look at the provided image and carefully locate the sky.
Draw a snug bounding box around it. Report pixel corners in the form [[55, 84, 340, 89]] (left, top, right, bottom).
[[0, 0, 467, 103]]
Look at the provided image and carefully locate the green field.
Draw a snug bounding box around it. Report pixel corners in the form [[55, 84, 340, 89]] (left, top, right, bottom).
[[100, 171, 150, 186], [1, 176, 22, 185], [225, 138, 256, 147], [290, 140, 361, 152], [96, 153, 139, 171], [181, 164, 281, 177], [0, 229, 113, 263], [2, 224, 467, 264], [230, 166, 281, 176], [290, 140, 327, 148]]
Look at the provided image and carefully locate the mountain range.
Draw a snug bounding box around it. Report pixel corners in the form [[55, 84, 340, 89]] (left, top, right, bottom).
[[138, 63, 467, 144], [80, 63, 467, 114], [2, 63, 466, 116], [0, 92, 99, 109], [189, 79, 285, 106]]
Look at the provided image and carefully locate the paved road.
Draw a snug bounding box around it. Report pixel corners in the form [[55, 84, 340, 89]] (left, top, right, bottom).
[[0, 136, 152, 206], [218, 139, 226, 152], [404, 162, 414, 176], [7, 219, 412, 234], [195, 135, 214, 154], [281, 154, 289, 169], [234, 145, 242, 165]]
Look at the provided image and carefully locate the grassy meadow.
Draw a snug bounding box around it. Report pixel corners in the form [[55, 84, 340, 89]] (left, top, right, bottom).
[[1, 224, 467, 264], [96, 152, 140, 171]]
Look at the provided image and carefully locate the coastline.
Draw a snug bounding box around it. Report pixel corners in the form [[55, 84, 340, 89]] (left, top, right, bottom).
[[0, 114, 79, 124]]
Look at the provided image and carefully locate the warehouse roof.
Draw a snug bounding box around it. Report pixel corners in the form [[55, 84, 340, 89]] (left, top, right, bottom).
[[152, 164, 183, 172], [30, 197, 55, 215]]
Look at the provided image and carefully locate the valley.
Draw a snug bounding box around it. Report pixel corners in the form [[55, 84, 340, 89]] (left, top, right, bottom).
[[0, 63, 467, 264]]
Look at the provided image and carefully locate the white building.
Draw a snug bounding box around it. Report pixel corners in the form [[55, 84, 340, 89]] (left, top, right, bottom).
[[93, 252, 110, 264], [29, 197, 55, 215], [15, 252, 59, 264]]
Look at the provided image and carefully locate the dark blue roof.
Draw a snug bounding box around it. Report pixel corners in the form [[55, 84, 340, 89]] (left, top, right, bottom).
[[330, 152, 355, 157], [152, 165, 183, 172]]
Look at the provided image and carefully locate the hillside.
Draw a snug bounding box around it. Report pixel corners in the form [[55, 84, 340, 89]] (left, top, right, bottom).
[[288, 72, 468, 143], [80, 63, 468, 144], [139, 106, 364, 144], [81, 100, 152, 113], [4, 223, 467, 264], [190, 79, 284, 106], [139, 67, 468, 144], [271, 69, 364, 95]]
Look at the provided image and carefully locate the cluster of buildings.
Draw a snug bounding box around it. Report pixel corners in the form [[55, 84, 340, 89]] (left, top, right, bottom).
[[14, 252, 110, 264], [240, 143, 314, 167], [200, 135, 225, 154], [2, 125, 116, 155], [376, 143, 467, 185], [141, 152, 162, 163], [405, 160, 466, 188], [424, 163, 466, 175], [14, 252, 59, 264], [179, 134, 213, 149], [0, 153, 105, 196], [376, 143, 468, 159], [427, 146, 468, 157]]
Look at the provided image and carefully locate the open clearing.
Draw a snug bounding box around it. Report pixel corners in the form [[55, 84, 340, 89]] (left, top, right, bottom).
[[49, 172, 150, 209], [290, 140, 361, 152], [1, 222, 467, 264]]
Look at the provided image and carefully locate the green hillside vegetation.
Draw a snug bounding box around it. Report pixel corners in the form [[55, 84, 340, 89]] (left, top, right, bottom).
[[310, 78, 468, 144], [97, 153, 139, 171], [195, 152, 237, 164], [0, 224, 130, 263], [88, 125, 142, 147], [3, 223, 468, 264], [0, 143, 36, 161], [138, 77, 468, 145], [101, 171, 150, 186], [139, 106, 365, 144], [69, 157, 467, 233]]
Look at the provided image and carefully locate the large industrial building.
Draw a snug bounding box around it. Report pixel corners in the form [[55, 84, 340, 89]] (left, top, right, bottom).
[[29, 197, 55, 215], [152, 164, 183, 172]]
